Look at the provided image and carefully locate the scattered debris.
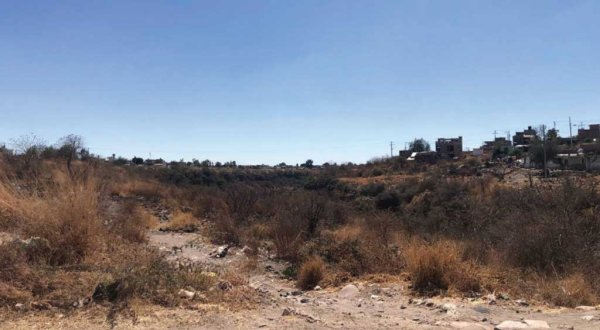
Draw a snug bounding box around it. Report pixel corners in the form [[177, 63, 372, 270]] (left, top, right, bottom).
[[211, 245, 229, 258]]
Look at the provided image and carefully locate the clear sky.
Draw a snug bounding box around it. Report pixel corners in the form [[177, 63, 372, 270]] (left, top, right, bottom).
[[1, 0, 600, 165]]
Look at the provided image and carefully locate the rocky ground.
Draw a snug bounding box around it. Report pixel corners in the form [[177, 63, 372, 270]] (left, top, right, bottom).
[[2, 230, 600, 329]]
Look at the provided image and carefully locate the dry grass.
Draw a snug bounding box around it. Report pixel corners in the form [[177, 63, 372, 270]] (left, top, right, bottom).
[[540, 273, 598, 308], [404, 239, 480, 294], [165, 212, 199, 232], [111, 179, 166, 201], [110, 201, 156, 243], [297, 256, 325, 290]]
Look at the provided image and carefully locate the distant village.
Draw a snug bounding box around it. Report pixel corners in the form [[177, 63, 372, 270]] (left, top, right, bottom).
[[399, 123, 600, 171], [96, 123, 600, 171]]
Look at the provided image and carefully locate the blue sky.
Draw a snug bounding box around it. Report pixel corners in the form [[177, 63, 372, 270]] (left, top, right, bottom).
[[1, 0, 600, 165]]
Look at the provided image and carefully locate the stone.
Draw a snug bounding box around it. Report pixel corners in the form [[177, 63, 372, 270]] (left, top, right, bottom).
[[495, 321, 529, 329], [313, 285, 322, 291], [449, 321, 488, 329], [338, 284, 360, 299], [178, 289, 195, 299], [498, 292, 510, 300], [581, 315, 594, 321], [515, 299, 529, 307], [300, 298, 309, 303], [213, 245, 229, 258], [291, 291, 303, 296], [575, 305, 596, 311], [282, 307, 295, 316], [217, 281, 233, 291], [523, 320, 550, 329], [370, 294, 382, 301], [440, 303, 458, 314], [494, 320, 549, 329], [485, 294, 497, 305], [473, 306, 491, 314], [14, 303, 25, 310]]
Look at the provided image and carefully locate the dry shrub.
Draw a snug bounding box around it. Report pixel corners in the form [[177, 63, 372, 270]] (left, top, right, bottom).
[[272, 214, 305, 262], [110, 201, 155, 243], [113, 179, 165, 201], [297, 256, 325, 290], [404, 239, 480, 294], [209, 212, 241, 245], [165, 212, 199, 232], [0, 282, 32, 304], [14, 177, 105, 266], [540, 273, 598, 308], [309, 226, 370, 276], [98, 252, 217, 306]]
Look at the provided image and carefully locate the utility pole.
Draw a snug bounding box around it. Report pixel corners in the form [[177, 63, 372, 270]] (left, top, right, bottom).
[[541, 124, 548, 178], [493, 130, 498, 139], [569, 116, 573, 148], [390, 141, 394, 158]]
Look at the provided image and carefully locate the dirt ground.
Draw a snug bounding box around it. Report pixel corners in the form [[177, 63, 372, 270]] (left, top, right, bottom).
[[3, 230, 598, 330]]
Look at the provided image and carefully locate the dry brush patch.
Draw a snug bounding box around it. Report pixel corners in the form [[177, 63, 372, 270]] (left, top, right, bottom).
[[297, 256, 325, 290], [403, 239, 481, 295]]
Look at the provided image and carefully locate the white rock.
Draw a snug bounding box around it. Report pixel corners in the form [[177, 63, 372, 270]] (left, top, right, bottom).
[[440, 303, 458, 314], [213, 245, 229, 258], [178, 289, 195, 299], [495, 320, 529, 329], [370, 294, 382, 301], [581, 315, 594, 321], [313, 285, 322, 291], [14, 303, 25, 310], [449, 321, 489, 329], [523, 320, 550, 329], [338, 284, 360, 299], [494, 320, 549, 329]]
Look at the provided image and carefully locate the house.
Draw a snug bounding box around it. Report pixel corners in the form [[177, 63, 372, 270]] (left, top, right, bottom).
[[435, 136, 463, 159], [482, 137, 512, 153], [513, 126, 537, 146], [578, 124, 600, 142]]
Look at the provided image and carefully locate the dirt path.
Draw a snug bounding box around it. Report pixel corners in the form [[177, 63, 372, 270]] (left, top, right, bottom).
[[144, 231, 600, 330], [2, 231, 598, 329]]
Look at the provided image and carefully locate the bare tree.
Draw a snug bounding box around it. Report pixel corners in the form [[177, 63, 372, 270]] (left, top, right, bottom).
[[57, 134, 84, 177], [9, 134, 47, 178]]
